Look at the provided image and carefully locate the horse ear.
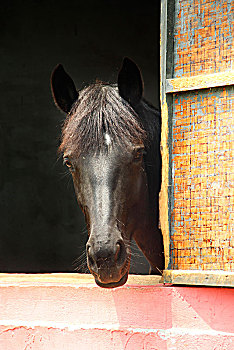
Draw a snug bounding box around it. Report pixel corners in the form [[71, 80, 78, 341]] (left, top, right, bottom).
[[118, 57, 143, 107], [51, 64, 78, 113]]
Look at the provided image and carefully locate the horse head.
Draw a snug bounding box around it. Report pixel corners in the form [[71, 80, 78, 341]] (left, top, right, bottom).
[[51, 58, 164, 287]]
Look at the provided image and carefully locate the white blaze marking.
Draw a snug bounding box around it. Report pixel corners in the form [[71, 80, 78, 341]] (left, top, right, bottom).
[[104, 133, 111, 146]]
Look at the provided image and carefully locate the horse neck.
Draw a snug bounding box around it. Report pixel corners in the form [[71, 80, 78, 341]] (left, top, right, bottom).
[[135, 101, 161, 226], [146, 146, 161, 225]]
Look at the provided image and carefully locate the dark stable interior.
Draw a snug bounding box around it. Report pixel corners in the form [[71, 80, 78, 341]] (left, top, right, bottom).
[[0, 0, 160, 273]]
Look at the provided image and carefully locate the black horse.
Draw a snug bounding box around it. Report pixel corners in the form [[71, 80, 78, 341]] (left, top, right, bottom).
[[51, 58, 164, 288]]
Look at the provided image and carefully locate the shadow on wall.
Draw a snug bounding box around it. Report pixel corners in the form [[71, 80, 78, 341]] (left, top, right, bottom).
[[0, 0, 160, 272]]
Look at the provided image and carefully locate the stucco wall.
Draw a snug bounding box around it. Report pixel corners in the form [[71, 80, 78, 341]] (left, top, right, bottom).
[[0, 274, 233, 349]]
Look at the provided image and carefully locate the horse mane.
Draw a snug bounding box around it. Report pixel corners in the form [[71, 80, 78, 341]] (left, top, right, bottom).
[[59, 82, 146, 156]]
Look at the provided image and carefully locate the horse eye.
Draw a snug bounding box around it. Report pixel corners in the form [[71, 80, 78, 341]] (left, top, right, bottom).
[[133, 148, 144, 162], [63, 158, 73, 169]]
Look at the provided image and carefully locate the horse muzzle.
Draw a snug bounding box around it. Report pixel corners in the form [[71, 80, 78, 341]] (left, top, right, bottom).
[[86, 238, 130, 288]]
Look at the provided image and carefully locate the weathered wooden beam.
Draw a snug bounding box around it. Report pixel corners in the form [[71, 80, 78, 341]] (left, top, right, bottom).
[[166, 71, 234, 93], [164, 270, 234, 287], [160, 0, 175, 270], [0, 273, 163, 286]]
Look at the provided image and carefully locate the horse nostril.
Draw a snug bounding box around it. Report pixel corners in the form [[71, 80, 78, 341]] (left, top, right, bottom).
[[86, 244, 91, 256], [115, 243, 121, 262], [87, 245, 95, 267], [115, 241, 125, 265]]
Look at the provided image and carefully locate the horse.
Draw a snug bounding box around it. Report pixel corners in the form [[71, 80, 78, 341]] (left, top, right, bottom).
[[51, 57, 164, 288]]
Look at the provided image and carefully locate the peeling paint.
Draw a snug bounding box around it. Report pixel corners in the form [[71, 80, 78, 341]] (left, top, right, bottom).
[[171, 87, 234, 271], [173, 0, 233, 78]]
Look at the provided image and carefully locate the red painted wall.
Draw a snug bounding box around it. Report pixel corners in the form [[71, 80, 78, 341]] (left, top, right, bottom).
[[0, 274, 233, 349]]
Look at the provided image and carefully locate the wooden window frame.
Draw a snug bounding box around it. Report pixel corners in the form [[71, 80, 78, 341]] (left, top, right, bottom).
[[160, 0, 234, 287]]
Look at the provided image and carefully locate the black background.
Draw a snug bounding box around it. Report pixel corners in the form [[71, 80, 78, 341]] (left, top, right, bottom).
[[0, 0, 161, 272]]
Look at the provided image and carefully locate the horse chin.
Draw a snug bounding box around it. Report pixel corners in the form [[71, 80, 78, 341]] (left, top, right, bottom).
[[94, 271, 129, 288]]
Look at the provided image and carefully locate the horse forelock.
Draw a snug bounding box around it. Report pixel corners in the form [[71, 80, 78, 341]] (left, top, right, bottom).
[[59, 83, 146, 156]]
